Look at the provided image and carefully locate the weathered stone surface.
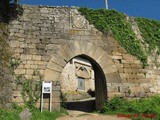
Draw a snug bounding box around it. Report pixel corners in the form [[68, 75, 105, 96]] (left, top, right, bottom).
[[5, 5, 160, 111], [47, 61, 63, 72], [99, 58, 114, 69], [14, 69, 26, 75], [105, 72, 122, 83], [44, 69, 61, 81], [103, 65, 118, 74]]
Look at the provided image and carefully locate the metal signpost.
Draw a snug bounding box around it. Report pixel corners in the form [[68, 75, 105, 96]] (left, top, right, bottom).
[[41, 81, 52, 112]]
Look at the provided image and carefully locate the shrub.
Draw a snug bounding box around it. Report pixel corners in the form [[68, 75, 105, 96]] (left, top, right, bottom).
[[100, 96, 160, 120]]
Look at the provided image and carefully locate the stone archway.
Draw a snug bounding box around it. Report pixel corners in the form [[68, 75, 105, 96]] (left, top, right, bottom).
[[44, 40, 118, 110]]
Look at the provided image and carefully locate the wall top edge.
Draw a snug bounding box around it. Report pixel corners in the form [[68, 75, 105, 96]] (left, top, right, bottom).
[[20, 4, 80, 9]]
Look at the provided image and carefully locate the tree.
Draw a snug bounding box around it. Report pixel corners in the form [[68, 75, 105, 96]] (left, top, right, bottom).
[[0, 0, 20, 22]]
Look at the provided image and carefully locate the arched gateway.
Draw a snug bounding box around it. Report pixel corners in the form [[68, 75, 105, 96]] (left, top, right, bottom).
[[44, 40, 118, 110]]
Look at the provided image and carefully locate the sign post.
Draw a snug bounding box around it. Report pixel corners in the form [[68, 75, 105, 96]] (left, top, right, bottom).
[[41, 81, 52, 112], [105, 0, 108, 10]]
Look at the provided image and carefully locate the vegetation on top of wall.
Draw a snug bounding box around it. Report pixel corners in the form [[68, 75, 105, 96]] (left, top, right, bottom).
[[136, 18, 160, 55], [79, 8, 148, 66]]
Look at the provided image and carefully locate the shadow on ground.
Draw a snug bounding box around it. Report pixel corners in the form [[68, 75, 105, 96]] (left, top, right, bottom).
[[66, 99, 95, 112]]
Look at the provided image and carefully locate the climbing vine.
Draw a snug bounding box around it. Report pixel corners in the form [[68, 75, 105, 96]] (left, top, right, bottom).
[[15, 71, 42, 110], [136, 18, 160, 55], [79, 8, 148, 66], [10, 58, 42, 110]]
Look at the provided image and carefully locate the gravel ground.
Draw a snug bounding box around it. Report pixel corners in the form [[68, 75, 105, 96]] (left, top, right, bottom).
[[56, 110, 130, 120]]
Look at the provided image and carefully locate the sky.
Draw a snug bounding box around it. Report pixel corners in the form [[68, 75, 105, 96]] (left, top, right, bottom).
[[20, 0, 160, 20]]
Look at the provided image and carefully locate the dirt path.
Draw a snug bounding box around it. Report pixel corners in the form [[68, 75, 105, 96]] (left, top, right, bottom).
[[56, 110, 130, 120]]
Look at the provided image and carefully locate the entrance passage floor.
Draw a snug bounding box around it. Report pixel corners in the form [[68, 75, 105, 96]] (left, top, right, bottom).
[[56, 110, 130, 120]]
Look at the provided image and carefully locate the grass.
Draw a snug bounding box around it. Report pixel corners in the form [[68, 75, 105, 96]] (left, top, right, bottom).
[[99, 96, 160, 120], [0, 106, 68, 120]]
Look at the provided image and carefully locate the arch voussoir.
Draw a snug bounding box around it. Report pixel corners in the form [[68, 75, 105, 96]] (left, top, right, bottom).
[[88, 43, 98, 57], [96, 52, 111, 63], [44, 69, 61, 81], [47, 61, 63, 72], [50, 54, 67, 67], [105, 72, 122, 83], [56, 46, 72, 62], [61, 44, 75, 60], [99, 58, 115, 70], [68, 42, 81, 56], [92, 47, 105, 61], [103, 65, 118, 75]]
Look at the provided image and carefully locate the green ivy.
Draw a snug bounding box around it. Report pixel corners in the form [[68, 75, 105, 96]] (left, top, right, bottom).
[[136, 18, 160, 55], [79, 8, 148, 66], [10, 58, 43, 110], [15, 72, 42, 111]]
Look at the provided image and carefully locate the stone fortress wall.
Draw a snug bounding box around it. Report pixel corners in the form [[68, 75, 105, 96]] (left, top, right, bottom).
[[7, 5, 160, 110]]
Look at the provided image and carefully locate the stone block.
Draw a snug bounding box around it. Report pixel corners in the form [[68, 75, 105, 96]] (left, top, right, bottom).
[[108, 86, 118, 92], [47, 61, 63, 72], [129, 86, 141, 93], [99, 58, 114, 69], [52, 86, 60, 91], [52, 103, 60, 111], [14, 69, 25, 75], [24, 64, 31, 69], [41, 56, 50, 61], [30, 65, 38, 69], [44, 69, 60, 81], [21, 55, 32, 60], [26, 69, 34, 75], [88, 44, 98, 57], [137, 73, 145, 78], [52, 91, 60, 97], [111, 55, 122, 60], [112, 52, 121, 56], [127, 79, 140, 83], [105, 72, 122, 83], [120, 73, 129, 79], [103, 65, 118, 74], [52, 97, 60, 103], [108, 93, 125, 99], [121, 60, 129, 63], [34, 61, 46, 65], [119, 86, 129, 93], [123, 63, 131, 68], [132, 69, 139, 73], [96, 52, 111, 64], [92, 47, 105, 61], [122, 54, 135, 63], [130, 63, 143, 69], [9, 41, 20, 48], [56, 47, 72, 63], [138, 69, 147, 73], [50, 55, 66, 68], [123, 68, 133, 73], [117, 67, 123, 73], [46, 44, 61, 50], [33, 55, 41, 61]]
